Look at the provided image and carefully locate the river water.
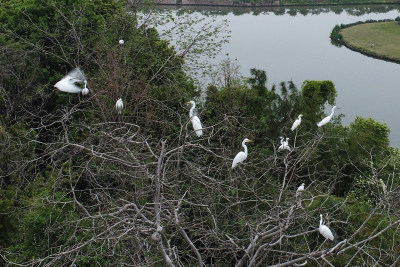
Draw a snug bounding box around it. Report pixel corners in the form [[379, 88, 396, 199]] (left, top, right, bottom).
[[155, 5, 400, 146]]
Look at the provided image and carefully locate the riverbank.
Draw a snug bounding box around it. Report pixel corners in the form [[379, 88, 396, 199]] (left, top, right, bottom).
[[334, 21, 400, 64], [154, 0, 400, 7], [154, 0, 280, 6]]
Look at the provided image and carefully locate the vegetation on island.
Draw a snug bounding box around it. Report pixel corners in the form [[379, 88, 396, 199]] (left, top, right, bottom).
[[159, 4, 400, 21], [1, 0, 400, 266], [280, 0, 400, 6], [163, 0, 400, 7], [331, 18, 400, 63]]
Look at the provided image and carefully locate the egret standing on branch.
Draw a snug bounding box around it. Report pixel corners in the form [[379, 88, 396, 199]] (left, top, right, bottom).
[[317, 106, 337, 127], [54, 68, 87, 94], [291, 114, 303, 131], [379, 179, 387, 195], [278, 137, 284, 151], [319, 214, 334, 241], [81, 81, 89, 96], [284, 137, 291, 151], [116, 98, 124, 114], [232, 138, 254, 169], [278, 137, 291, 152], [296, 183, 305, 197], [186, 101, 203, 137]]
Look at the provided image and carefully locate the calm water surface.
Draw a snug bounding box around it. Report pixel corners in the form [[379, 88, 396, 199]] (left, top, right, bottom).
[[159, 5, 400, 145]]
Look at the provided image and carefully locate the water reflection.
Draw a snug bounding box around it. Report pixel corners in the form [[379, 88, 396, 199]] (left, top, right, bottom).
[[155, 4, 400, 17]]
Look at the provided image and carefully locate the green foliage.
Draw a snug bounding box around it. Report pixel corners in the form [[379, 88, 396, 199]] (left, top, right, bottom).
[[344, 117, 394, 202], [221, 0, 400, 4], [0, 187, 17, 246], [0, 120, 38, 249], [299, 80, 337, 128], [304, 193, 400, 266], [350, 175, 384, 203], [4, 173, 79, 263], [281, 0, 399, 5], [330, 25, 343, 42], [248, 68, 268, 97], [348, 117, 390, 158], [270, 80, 300, 133], [1, 1, 400, 266]]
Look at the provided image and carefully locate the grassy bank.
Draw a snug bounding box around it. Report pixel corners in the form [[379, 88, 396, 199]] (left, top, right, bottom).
[[339, 21, 400, 63]]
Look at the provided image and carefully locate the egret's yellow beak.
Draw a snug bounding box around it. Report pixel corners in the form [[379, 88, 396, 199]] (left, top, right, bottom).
[[185, 101, 190, 104], [248, 140, 254, 143]]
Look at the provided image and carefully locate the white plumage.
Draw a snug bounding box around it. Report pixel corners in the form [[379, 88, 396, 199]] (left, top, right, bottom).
[[296, 183, 305, 197], [284, 137, 291, 151], [54, 68, 87, 94], [319, 214, 334, 241], [186, 101, 203, 137], [379, 179, 387, 195], [81, 87, 89, 95], [81, 81, 89, 95], [279, 137, 291, 152], [116, 98, 124, 114], [119, 39, 125, 45], [278, 137, 284, 151], [291, 114, 303, 131], [317, 106, 337, 127], [232, 138, 253, 169]]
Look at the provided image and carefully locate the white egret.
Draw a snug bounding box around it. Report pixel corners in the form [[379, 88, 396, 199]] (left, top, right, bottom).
[[186, 101, 203, 137], [296, 183, 305, 197], [291, 114, 303, 131], [278, 137, 285, 151], [119, 39, 125, 45], [379, 179, 387, 195], [278, 137, 291, 152], [317, 106, 337, 127], [81, 81, 89, 95], [54, 68, 87, 94], [116, 98, 124, 114], [319, 214, 334, 241], [283, 137, 291, 151], [232, 138, 254, 169]]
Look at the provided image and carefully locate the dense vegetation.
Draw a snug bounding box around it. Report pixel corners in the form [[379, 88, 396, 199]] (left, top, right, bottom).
[[1, 0, 400, 266], [331, 19, 400, 63], [157, 4, 400, 18], [172, 0, 400, 6], [280, 0, 400, 6]]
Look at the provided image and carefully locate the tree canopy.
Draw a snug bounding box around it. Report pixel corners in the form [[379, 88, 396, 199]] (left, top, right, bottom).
[[1, 1, 400, 266]]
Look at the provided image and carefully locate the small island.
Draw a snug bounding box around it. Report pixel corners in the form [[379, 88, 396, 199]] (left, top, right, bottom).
[[331, 19, 400, 64]]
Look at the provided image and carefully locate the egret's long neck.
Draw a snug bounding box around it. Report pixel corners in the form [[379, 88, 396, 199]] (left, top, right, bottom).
[[329, 107, 336, 118], [242, 141, 248, 155], [320, 215, 323, 226], [189, 103, 195, 118]]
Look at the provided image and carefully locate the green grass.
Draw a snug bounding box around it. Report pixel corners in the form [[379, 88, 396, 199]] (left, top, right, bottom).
[[341, 22, 400, 62]]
